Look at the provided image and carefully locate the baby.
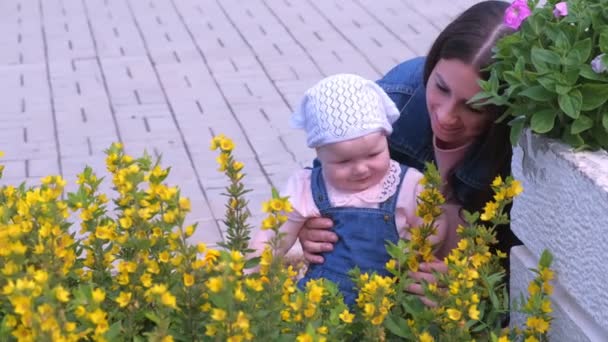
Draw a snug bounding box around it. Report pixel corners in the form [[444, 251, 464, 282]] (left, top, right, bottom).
[[251, 74, 446, 305]]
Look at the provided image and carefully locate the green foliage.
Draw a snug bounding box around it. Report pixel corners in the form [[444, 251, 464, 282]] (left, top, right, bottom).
[[479, 0, 608, 150]]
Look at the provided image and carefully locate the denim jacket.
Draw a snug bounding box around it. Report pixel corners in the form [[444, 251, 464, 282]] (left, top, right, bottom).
[[376, 57, 505, 210]]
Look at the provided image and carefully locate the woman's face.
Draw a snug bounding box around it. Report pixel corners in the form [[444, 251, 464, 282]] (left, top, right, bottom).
[[426, 58, 494, 149]]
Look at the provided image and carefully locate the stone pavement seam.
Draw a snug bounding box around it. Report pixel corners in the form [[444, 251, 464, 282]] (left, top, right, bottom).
[[39, 0, 64, 176]]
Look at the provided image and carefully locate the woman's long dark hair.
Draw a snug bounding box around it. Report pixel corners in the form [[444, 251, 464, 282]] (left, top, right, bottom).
[[424, 0, 514, 213]]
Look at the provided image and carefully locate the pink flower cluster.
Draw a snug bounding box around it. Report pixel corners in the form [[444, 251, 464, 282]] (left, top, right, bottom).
[[504, 1, 568, 30], [504, 0, 531, 30]]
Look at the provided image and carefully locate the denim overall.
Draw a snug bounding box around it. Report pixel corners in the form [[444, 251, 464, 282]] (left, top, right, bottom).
[[297, 164, 408, 306]]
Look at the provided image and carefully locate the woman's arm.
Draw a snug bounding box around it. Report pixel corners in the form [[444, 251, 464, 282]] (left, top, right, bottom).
[[297, 217, 337, 264]]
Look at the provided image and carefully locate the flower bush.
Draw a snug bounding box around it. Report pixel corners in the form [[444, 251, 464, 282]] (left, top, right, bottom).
[[0, 136, 554, 341], [476, 0, 608, 150]]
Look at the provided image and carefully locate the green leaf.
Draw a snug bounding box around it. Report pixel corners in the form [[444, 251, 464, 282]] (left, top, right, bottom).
[[244, 256, 260, 269], [571, 115, 594, 134], [537, 76, 556, 92], [144, 312, 161, 325], [591, 124, 608, 149], [271, 187, 280, 198], [581, 84, 608, 110], [573, 38, 592, 63], [530, 109, 557, 134], [468, 91, 494, 105], [558, 89, 582, 119], [600, 28, 608, 52], [580, 65, 608, 81], [532, 47, 561, 65], [509, 116, 526, 146], [603, 112, 608, 131], [519, 86, 553, 101], [384, 315, 414, 339], [555, 85, 572, 95], [539, 249, 554, 268], [105, 322, 123, 341], [565, 38, 592, 66], [562, 130, 585, 148]]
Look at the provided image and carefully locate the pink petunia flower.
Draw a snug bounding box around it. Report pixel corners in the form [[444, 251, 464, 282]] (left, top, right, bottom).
[[504, 0, 532, 30], [553, 2, 568, 18]]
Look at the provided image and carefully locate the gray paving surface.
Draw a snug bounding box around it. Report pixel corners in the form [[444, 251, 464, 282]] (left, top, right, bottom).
[[0, 0, 483, 247]]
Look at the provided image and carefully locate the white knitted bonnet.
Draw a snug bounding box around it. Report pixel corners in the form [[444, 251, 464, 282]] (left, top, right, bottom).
[[291, 73, 400, 148]]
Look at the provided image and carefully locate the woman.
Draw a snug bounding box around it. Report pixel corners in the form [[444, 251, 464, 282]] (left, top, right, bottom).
[[298, 0, 522, 300]]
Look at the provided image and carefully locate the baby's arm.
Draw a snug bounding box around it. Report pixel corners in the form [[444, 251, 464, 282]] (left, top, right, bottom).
[[398, 168, 447, 250], [249, 169, 319, 258], [250, 219, 305, 256]]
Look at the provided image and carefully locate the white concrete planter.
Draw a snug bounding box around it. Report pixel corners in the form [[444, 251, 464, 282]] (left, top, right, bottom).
[[510, 129, 608, 340]]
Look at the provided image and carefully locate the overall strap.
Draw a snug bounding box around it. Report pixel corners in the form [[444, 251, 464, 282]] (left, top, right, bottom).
[[379, 164, 410, 213], [311, 167, 332, 211]]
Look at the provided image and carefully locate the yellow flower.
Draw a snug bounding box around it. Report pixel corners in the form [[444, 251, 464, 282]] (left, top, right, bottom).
[[197, 243, 207, 253], [543, 282, 554, 295], [179, 197, 191, 211], [211, 308, 227, 321], [468, 304, 480, 320], [75, 305, 86, 317], [185, 225, 194, 237], [540, 268, 554, 282], [220, 138, 235, 152], [210, 134, 225, 150], [161, 336, 174, 342], [183, 273, 194, 287], [234, 286, 246, 302], [498, 336, 509, 342], [4, 315, 16, 328], [206, 277, 224, 293], [244, 278, 263, 292], [119, 216, 133, 229], [385, 259, 397, 272], [492, 175, 503, 187], [163, 211, 176, 223], [419, 332, 435, 342], [140, 273, 153, 287], [88, 308, 107, 325], [446, 308, 462, 321], [528, 282, 540, 295], [296, 333, 313, 342], [507, 180, 524, 197], [161, 292, 177, 309], [232, 161, 244, 171], [541, 299, 552, 313], [116, 292, 132, 308], [261, 215, 277, 230], [159, 251, 170, 263], [526, 316, 549, 333], [92, 288, 106, 303], [449, 282, 460, 295], [55, 285, 70, 302], [525, 337, 539, 342], [307, 284, 324, 303], [480, 201, 499, 221]]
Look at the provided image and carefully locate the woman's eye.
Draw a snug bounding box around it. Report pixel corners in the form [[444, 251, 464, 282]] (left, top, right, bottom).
[[467, 105, 484, 114], [436, 83, 449, 93]]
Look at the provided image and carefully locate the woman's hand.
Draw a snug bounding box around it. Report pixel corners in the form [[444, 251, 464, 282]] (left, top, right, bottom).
[[406, 259, 448, 307], [298, 217, 337, 264]]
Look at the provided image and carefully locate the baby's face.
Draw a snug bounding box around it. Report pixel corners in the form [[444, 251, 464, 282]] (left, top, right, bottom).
[[316, 132, 391, 192]]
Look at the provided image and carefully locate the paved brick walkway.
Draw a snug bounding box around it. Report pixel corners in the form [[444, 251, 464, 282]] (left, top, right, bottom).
[[0, 0, 482, 247]]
